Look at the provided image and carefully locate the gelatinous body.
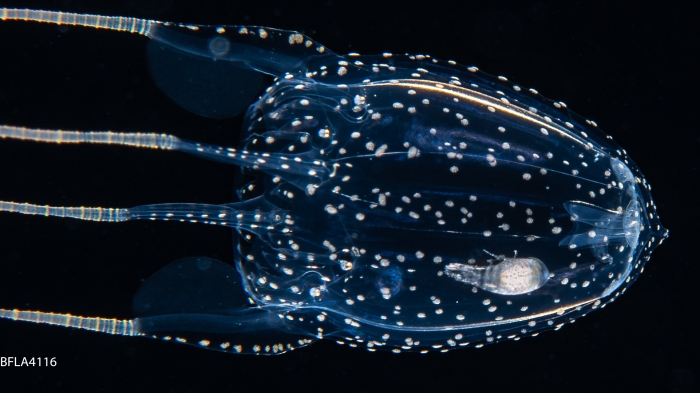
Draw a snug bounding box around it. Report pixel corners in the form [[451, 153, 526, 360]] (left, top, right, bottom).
[[0, 9, 668, 355]]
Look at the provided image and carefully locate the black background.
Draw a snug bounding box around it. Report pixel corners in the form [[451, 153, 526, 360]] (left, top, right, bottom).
[[0, 0, 696, 392]]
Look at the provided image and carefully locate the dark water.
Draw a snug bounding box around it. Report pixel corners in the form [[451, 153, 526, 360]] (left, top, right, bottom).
[[0, 0, 694, 392]]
